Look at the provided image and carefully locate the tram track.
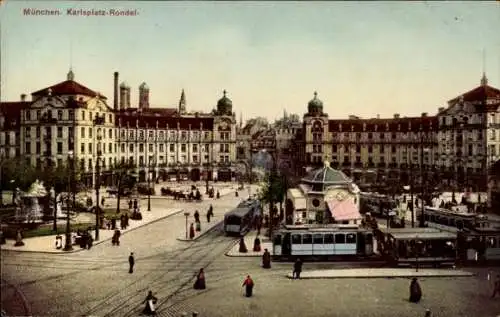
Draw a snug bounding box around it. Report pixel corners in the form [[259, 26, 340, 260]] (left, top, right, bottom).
[[82, 227, 237, 317]]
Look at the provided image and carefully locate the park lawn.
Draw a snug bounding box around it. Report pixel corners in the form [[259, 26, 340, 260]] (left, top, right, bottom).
[[23, 222, 94, 238], [102, 207, 130, 221]]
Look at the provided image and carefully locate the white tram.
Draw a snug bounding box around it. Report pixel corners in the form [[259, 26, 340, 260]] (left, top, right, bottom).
[[418, 206, 477, 232], [272, 225, 374, 261], [224, 199, 261, 236]]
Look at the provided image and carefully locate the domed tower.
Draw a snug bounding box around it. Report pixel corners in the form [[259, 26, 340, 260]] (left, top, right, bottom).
[[307, 91, 323, 115], [119, 82, 131, 110], [139, 82, 149, 110], [217, 90, 232, 116]]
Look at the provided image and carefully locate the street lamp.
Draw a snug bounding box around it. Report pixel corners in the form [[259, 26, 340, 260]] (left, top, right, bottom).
[[147, 164, 152, 212], [50, 187, 57, 232], [419, 128, 431, 228], [184, 211, 190, 239], [94, 116, 105, 242], [63, 151, 74, 251]]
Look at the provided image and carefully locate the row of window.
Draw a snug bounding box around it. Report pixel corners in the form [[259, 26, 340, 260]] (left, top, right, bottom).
[[25, 109, 113, 124], [291, 233, 357, 245]]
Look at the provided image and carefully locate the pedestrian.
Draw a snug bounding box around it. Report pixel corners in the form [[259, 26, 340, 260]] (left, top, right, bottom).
[[262, 248, 271, 269], [194, 210, 200, 223], [128, 199, 133, 211], [129, 252, 135, 274], [409, 277, 422, 303], [120, 214, 125, 230], [193, 268, 206, 290], [239, 237, 248, 253], [189, 223, 195, 239], [142, 290, 157, 316], [55, 235, 63, 250], [242, 275, 254, 297], [491, 275, 500, 298], [253, 236, 261, 252], [293, 258, 302, 279], [124, 213, 129, 229]]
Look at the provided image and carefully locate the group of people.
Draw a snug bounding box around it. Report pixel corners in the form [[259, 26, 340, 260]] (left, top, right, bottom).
[[188, 206, 214, 239]]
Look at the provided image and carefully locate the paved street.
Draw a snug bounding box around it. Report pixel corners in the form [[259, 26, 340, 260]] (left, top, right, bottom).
[[2, 184, 500, 317], [0, 185, 249, 317]]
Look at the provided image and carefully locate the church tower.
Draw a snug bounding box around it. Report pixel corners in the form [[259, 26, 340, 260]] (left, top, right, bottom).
[[179, 89, 186, 114]]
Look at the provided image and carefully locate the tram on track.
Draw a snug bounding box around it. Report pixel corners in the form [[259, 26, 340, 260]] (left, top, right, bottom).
[[271, 225, 374, 261], [224, 199, 261, 236], [377, 227, 457, 267]]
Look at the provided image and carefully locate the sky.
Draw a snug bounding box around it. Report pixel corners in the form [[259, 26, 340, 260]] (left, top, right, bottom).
[[1, 1, 499, 122]]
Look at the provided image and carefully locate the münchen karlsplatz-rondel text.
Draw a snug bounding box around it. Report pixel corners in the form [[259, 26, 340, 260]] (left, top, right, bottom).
[[22, 8, 139, 17], [66, 8, 139, 16]]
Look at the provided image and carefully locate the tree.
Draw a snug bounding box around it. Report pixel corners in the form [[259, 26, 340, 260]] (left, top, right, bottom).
[[257, 172, 288, 229], [1, 158, 38, 203], [112, 162, 136, 214]]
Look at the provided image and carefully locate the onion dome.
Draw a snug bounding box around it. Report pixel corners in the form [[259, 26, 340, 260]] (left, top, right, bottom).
[[307, 91, 323, 114], [120, 81, 128, 88], [217, 90, 232, 115], [139, 82, 149, 90]]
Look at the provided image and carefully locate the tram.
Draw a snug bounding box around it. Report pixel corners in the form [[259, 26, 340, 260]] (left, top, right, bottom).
[[224, 199, 261, 236], [272, 225, 374, 261], [458, 226, 500, 262], [378, 227, 457, 267], [417, 206, 477, 232]]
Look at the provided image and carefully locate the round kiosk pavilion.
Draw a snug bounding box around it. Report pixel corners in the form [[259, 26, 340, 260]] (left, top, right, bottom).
[[285, 161, 361, 225]]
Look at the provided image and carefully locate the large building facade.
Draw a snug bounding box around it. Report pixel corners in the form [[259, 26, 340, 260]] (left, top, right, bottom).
[[0, 70, 238, 187], [294, 75, 500, 192]]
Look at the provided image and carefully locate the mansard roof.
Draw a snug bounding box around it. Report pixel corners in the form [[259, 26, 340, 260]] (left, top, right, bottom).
[[116, 113, 214, 130], [448, 84, 500, 104], [328, 116, 438, 133], [31, 80, 106, 99]]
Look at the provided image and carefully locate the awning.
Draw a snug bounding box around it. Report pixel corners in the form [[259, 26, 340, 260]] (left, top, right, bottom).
[[327, 199, 361, 221], [288, 188, 307, 210]]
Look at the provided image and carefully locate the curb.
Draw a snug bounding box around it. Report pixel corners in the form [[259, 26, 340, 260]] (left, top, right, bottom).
[[176, 220, 223, 242], [284, 273, 476, 279], [1, 209, 185, 254]]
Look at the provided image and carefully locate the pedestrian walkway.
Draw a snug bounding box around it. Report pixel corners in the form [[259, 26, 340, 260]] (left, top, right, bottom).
[[176, 214, 224, 242], [225, 231, 272, 257], [286, 268, 475, 279], [1, 207, 184, 253]]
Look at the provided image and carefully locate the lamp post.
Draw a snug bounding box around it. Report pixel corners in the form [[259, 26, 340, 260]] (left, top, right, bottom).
[[184, 211, 190, 239], [63, 151, 74, 251], [51, 187, 57, 232], [147, 165, 152, 212], [419, 129, 430, 228], [94, 114, 104, 241]]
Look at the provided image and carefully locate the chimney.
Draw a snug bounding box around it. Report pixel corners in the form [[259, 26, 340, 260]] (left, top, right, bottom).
[[393, 113, 400, 119], [438, 107, 445, 113], [113, 72, 119, 111], [421, 112, 428, 117], [20, 94, 26, 102]]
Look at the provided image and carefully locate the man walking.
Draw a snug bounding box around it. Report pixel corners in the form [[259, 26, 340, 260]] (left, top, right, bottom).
[[129, 252, 135, 274], [293, 258, 302, 279]]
